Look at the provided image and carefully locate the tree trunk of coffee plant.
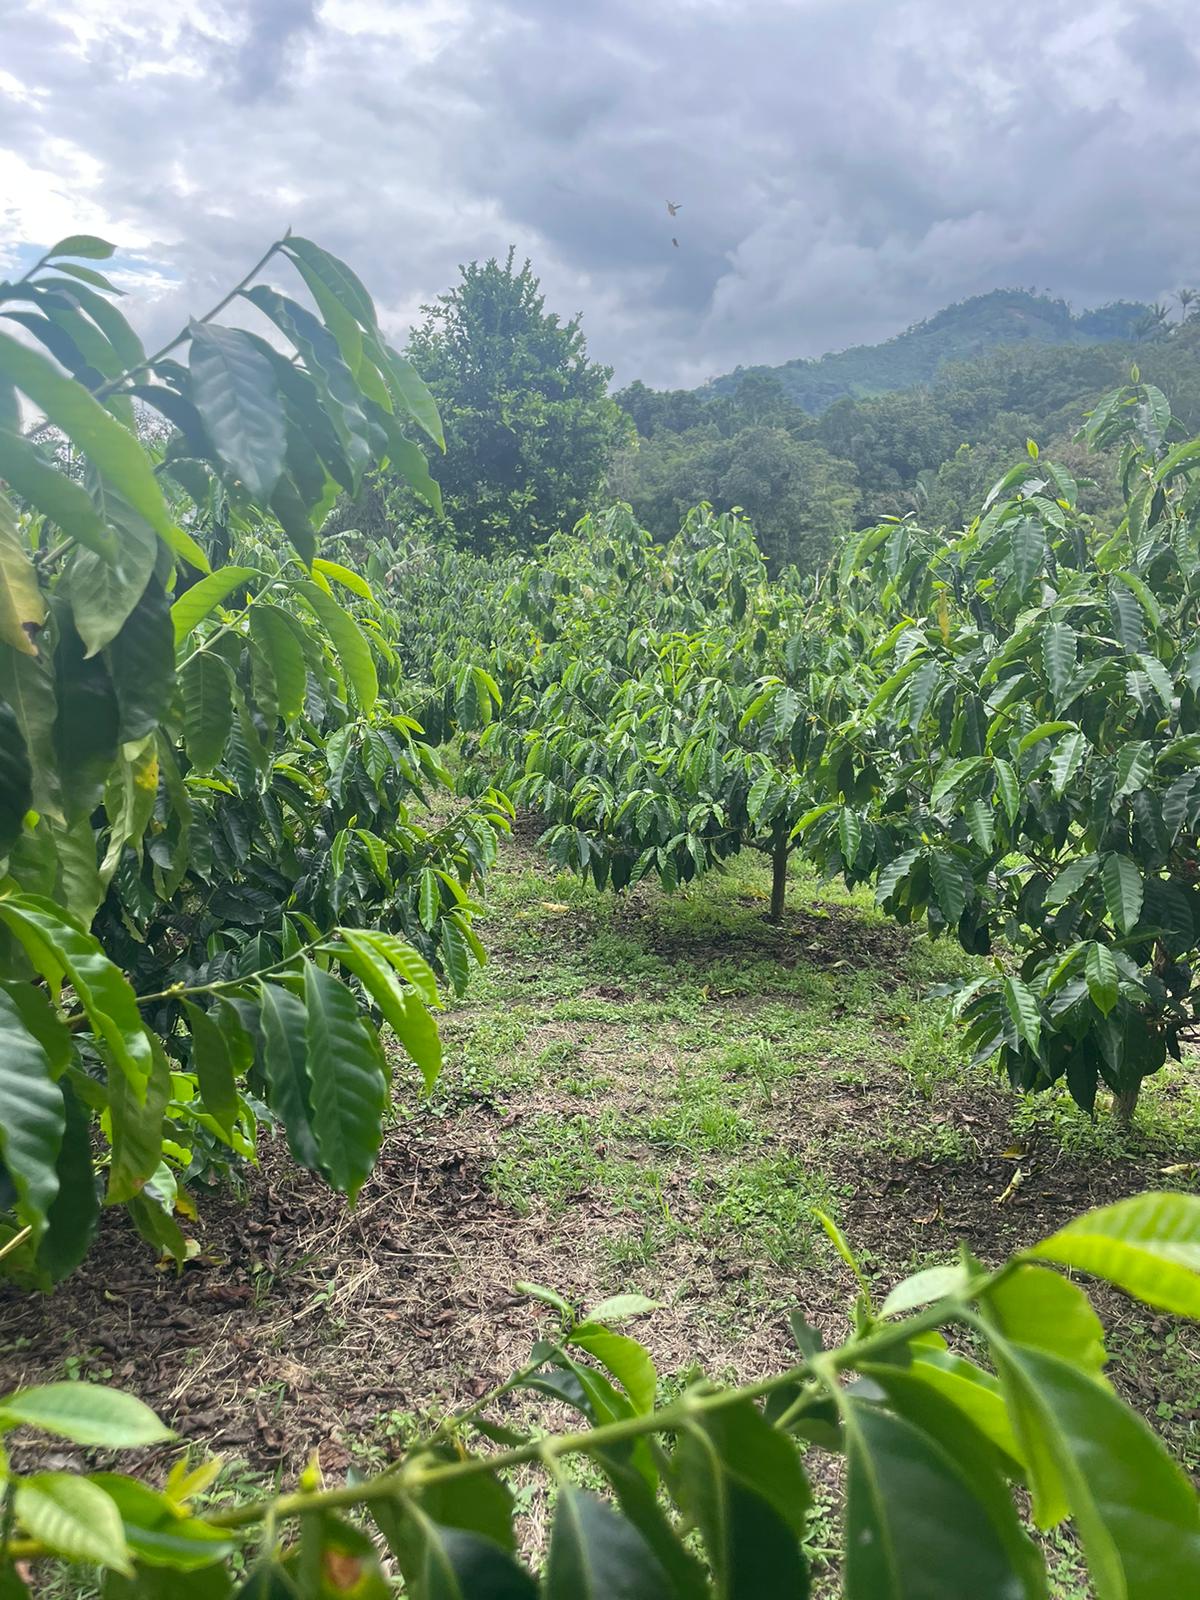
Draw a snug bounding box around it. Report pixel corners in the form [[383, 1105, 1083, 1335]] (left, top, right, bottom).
[[1114, 1084, 1141, 1125], [769, 839, 789, 924]]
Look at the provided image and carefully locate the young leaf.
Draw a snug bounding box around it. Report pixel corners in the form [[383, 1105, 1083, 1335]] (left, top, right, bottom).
[[982, 1265, 1106, 1376], [0, 1382, 170, 1445], [568, 1323, 657, 1414], [1027, 1191, 1200, 1317], [13, 1473, 130, 1571]]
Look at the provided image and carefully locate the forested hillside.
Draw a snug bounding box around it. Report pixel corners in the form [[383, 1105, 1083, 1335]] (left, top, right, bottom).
[[705, 289, 1153, 412], [612, 305, 1200, 571]]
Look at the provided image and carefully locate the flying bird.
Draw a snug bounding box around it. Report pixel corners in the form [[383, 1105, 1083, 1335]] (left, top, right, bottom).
[[667, 200, 681, 216], [672, 237, 679, 248]]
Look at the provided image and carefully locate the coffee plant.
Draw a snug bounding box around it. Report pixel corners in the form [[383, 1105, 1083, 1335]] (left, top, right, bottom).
[[0, 232, 510, 1286], [789, 378, 1200, 1119], [1, 1189, 1197, 1596], [427, 383, 1200, 1120]]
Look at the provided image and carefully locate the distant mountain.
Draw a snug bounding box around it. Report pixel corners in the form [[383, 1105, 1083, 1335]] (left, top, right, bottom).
[[706, 290, 1152, 414]]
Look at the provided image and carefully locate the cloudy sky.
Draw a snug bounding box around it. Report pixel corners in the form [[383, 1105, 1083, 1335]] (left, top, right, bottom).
[[1, 0, 1197, 387]]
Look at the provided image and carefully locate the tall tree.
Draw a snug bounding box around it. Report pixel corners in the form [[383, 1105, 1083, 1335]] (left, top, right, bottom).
[[403, 249, 629, 551]]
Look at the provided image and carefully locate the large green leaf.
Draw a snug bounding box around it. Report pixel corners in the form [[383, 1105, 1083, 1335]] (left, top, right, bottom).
[[401, 1513, 538, 1600], [106, 1034, 171, 1203], [0, 1381, 170, 1445], [61, 492, 157, 658], [843, 1398, 1029, 1600], [544, 1488, 672, 1600], [0, 641, 62, 821], [52, 600, 119, 820], [298, 580, 378, 710], [188, 323, 286, 501], [258, 982, 320, 1171], [13, 1473, 130, 1570], [249, 604, 307, 722], [172, 567, 257, 645], [1027, 1191, 1200, 1316], [0, 895, 152, 1090], [0, 696, 32, 853], [1101, 854, 1143, 936], [1041, 621, 1076, 706], [0, 329, 188, 555], [0, 429, 117, 562], [382, 349, 445, 451], [994, 1342, 1200, 1596], [183, 1001, 238, 1134], [1085, 942, 1120, 1017], [104, 576, 174, 740], [36, 1078, 98, 1283], [181, 652, 233, 772], [568, 1323, 657, 1414], [0, 986, 65, 1243], [1048, 730, 1087, 798], [674, 1398, 810, 1599], [302, 960, 387, 1200], [982, 1265, 1106, 1375], [0, 485, 45, 657]]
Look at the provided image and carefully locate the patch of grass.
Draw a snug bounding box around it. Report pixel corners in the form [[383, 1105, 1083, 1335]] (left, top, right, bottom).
[[696, 1156, 839, 1267]]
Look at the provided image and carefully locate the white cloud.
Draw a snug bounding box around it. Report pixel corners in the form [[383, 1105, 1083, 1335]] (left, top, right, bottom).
[[1, 0, 1197, 385]]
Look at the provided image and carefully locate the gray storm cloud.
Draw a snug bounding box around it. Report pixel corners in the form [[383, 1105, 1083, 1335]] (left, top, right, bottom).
[[0, 0, 1197, 386]]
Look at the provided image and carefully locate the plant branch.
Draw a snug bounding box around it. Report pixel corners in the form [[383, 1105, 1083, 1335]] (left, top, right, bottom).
[[94, 234, 291, 399]]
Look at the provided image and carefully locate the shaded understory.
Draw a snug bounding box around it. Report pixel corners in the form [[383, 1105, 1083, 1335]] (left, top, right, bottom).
[[3, 838, 1198, 1598]]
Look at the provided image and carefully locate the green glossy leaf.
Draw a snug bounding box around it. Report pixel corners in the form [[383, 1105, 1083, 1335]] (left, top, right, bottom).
[[1049, 730, 1087, 798], [298, 580, 377, 710], [0, 696, 32, 852], [1085, 943, 1120, 1017], [1028, 1191, 1200, 1316], [183, 1001, 238, 1134], [674, 1397, 810, 1600], [1041, 621, 1076, 705], [258, 982, 320, 1171], [1101, 854, 1143, 935], [1002, 975, 1041, 1054], [983, 1264, 1106, 1376], [1114, 741, 1153, 798], [0, 986, 65, 1243], [383, 350, 445, 451], [568, 1323, 657, 1414], [14, 1473, 130, 1571], [36, 1078, 98, 1283], [188, 323, 286, 501], [0, 431, 117, 562], [0, 329, 188, 557], [181, 652, 232, 772], [63, 500, 157, 658], [172, 568, 257, 645], [105, 576, 174, 740], [995, 1342, 1200, 1594], [843, 1398, 1028, 1600], [0, 486, 45, 657], [302, 959, 387, 1200], [45, 235, 116, 260], [545, 1488, 672, 1600], [0, 1382, 171, 1445], [0, 895, 152, 1088], [249, 604, 307, 722]]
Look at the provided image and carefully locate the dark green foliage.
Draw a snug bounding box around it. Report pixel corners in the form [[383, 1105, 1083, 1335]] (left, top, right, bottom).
[[399, 249, 631, 552], [0, 233, 510, 1286]]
